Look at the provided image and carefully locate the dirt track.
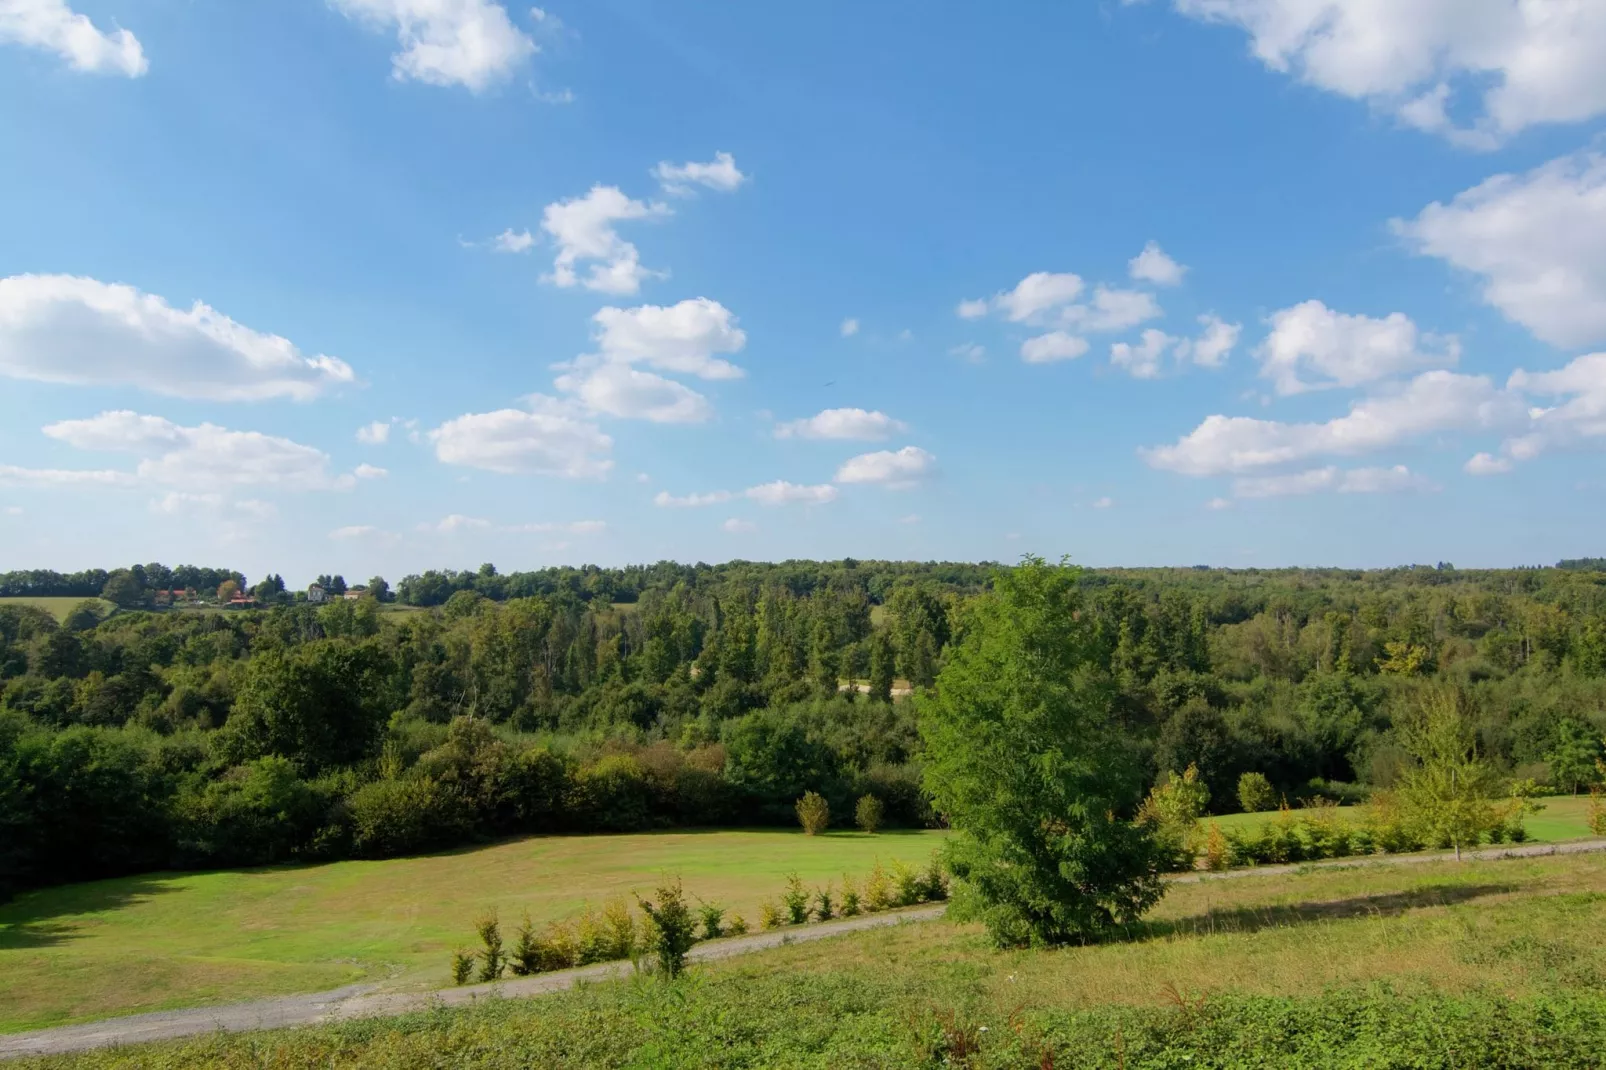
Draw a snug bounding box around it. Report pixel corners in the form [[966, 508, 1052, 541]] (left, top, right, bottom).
[[5, 837, 1604, 1060]]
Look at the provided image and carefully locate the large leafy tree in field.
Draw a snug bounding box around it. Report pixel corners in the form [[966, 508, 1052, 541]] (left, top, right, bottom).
[[919, 556, 1165, 947]]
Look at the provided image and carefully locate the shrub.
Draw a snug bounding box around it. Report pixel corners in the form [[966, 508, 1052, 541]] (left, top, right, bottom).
[[855, 794, 884, 834], [1237, 772, 1276, 812], [796, 790, 830, 835], [1202, 822, 1229, 871], [1589, 788, 1606, 837], [813, 886, 835, 921], [917, 854, 949, 901], [475, 912, 504, 982], [890, 859, 921, 906], [1139, 765, 1210, 871], [509, 915, 540, 976], [758, 900, 783, 930], [450, 947, 475, 985], [726, 913, 748, 936], [782, 873, 811, 924], [600, 898, 637, 960], [576, 754, 653, 832], [840, 875, 861, 916], [637, 878, 698, 978], [697, 901, 725, 941], [864, 861, 893, 911]]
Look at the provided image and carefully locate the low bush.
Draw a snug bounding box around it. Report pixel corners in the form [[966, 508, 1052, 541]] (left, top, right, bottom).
[[782, 873, 811, 924], [795, 791, 830, 835], [854, 793, 884, 834]]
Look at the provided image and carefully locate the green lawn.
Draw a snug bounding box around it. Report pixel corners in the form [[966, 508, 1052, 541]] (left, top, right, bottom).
[[0, 828, 946, 1034], [21, 849, 1606, 1067], [1210, 793, 1598, 843], [0, 597, 115, 624]]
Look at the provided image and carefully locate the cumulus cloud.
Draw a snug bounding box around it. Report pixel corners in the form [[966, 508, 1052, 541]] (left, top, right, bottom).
[[1396, 153, 1606, 349], [40, 410, 354, 491], [356, 420, 391, 445], [1257, 300, 1458, 395], [835, 446, 936, 488], [1231, 465, 1436, 499], [949, 342, 986, 363], [424, 513, 491, 532], [840, 317, 860, 337], [1165, 0, 1606, 146], [1020, 331, 1089, 364], [654, 489, 733, 508], [493, 228, 534, 253], [1066, 287, 1164, 332], [540, 185, 670, 295], [587, 298, 746, 380], [774, 408, 908, 441], [722, 517, 757, 533], [744, 480, 839, 506], [503, 519, 606, 534], [0, 275, 356, 401], [1110, 329, 1176, 379], [961, 272, 1162, 333], [1175, 314, 1242, 368], [1497, 352, 1606, 463], [0, 464, 130, 487], [1465, 452, 1514, 475], [652, 151, 747, 195], [354, 463, 388, 479], [1129, 241, 1187, 286], [427, 397, 613, 478], [0, 0, 146, 75], [330, 525, 400, 544], [330, 0, 536, 90], [1141, 371, 1523, 476], [554, 363, 712, 423]]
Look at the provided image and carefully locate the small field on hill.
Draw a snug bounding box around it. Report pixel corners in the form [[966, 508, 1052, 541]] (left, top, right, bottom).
[[0, 598, 114, 624], [0, 828, 946, 1034], [1212, 793, 1596, 843], [18, 851, 1606, 1067]]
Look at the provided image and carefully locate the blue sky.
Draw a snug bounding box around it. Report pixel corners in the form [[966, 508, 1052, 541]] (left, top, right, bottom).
[[3, 0, 1606, 583]]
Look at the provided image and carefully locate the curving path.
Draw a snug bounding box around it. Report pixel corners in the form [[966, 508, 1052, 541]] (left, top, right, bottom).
[[5, 838, 1605, 1060]]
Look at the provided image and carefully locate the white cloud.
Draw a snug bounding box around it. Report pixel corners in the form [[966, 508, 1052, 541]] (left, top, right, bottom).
[[428, 399, 613, 478], [1395, 153, 1606, 349], [540, 185, 670, 295], [0, 275, 356, 401], [949, 342, 986, 363], [1257, 300, 1458, 395], [654, 489, 733, 508], [356, 420, 391, 445], [587, 298, 746, 380], [1206, 497, 1232, 511], [744, 480, 839, 506], [1231, 464, 1436, 499], [840, 317, 860, 337], [354, 463, 388, 479], [1499, 352, 1606, 462], [504, 519, 606, 535], [40, 410, 353, 491], [1066, 286, 1164, 332], [1129, 241, 1187, 286], [330, 0, 535, 91], [722, 517, 757, 533], [0, 464, 130, 487], [1465, 452, 1514, 475], [652, 151, 747, 195], [775, 408, 908, 441], [493, 228, 534, 253], [3, 506, 22, 515], [1166, 0, 1606, 146], [1092, 496, 1114, 509], [1142, 371, 1523, 476], [956, 298, 990, 320], [1021, 331, 1089, 364], [0, 0, 147, 76], [1110, 329, 1177, 379], [554, 363, 712, 423], [1176, 313, 1242, 368], [989, 272, 1086, 323], [424, 513, 491, 532], [330, 525, 400, 544], [835, 446, 936, 488]]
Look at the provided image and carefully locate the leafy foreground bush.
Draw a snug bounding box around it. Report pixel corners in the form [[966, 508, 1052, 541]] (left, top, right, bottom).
[[25, 980, 1606, 1068]]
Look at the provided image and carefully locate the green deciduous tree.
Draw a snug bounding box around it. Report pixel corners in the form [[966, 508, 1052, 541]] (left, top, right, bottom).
[[919, 556, 1165, 947], [1397, 687, 1496, 860], [1546, 719, 1604, 795]]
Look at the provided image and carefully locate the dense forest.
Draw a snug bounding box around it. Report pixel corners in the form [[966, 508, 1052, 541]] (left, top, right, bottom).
[[4, 556, 1606, 897]]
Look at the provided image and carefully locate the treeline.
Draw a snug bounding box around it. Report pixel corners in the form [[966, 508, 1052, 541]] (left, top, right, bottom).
[[0, 564, 243, 599], [6, 557, 1606, 896]]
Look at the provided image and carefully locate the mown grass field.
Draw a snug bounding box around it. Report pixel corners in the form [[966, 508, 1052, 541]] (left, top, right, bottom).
[[19, 850, 1606, 1067], [0, 828, 946, 1034], [0, 597, 114, 624], [1211, 793, 1596, 843]]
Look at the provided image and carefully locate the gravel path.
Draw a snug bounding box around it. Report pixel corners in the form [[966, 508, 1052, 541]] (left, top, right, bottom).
[[5, 837, 1605, 1060]]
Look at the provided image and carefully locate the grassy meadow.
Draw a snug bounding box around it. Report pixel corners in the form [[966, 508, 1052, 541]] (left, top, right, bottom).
[[1211, 793, 1598, 844], [0, 597, 114, 624], [0, 828, 946, 1034], [18, 850, 1606, 1067]]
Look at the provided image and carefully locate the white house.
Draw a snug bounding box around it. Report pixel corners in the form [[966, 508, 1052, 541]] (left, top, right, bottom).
[[307, 584, 328, 604]]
